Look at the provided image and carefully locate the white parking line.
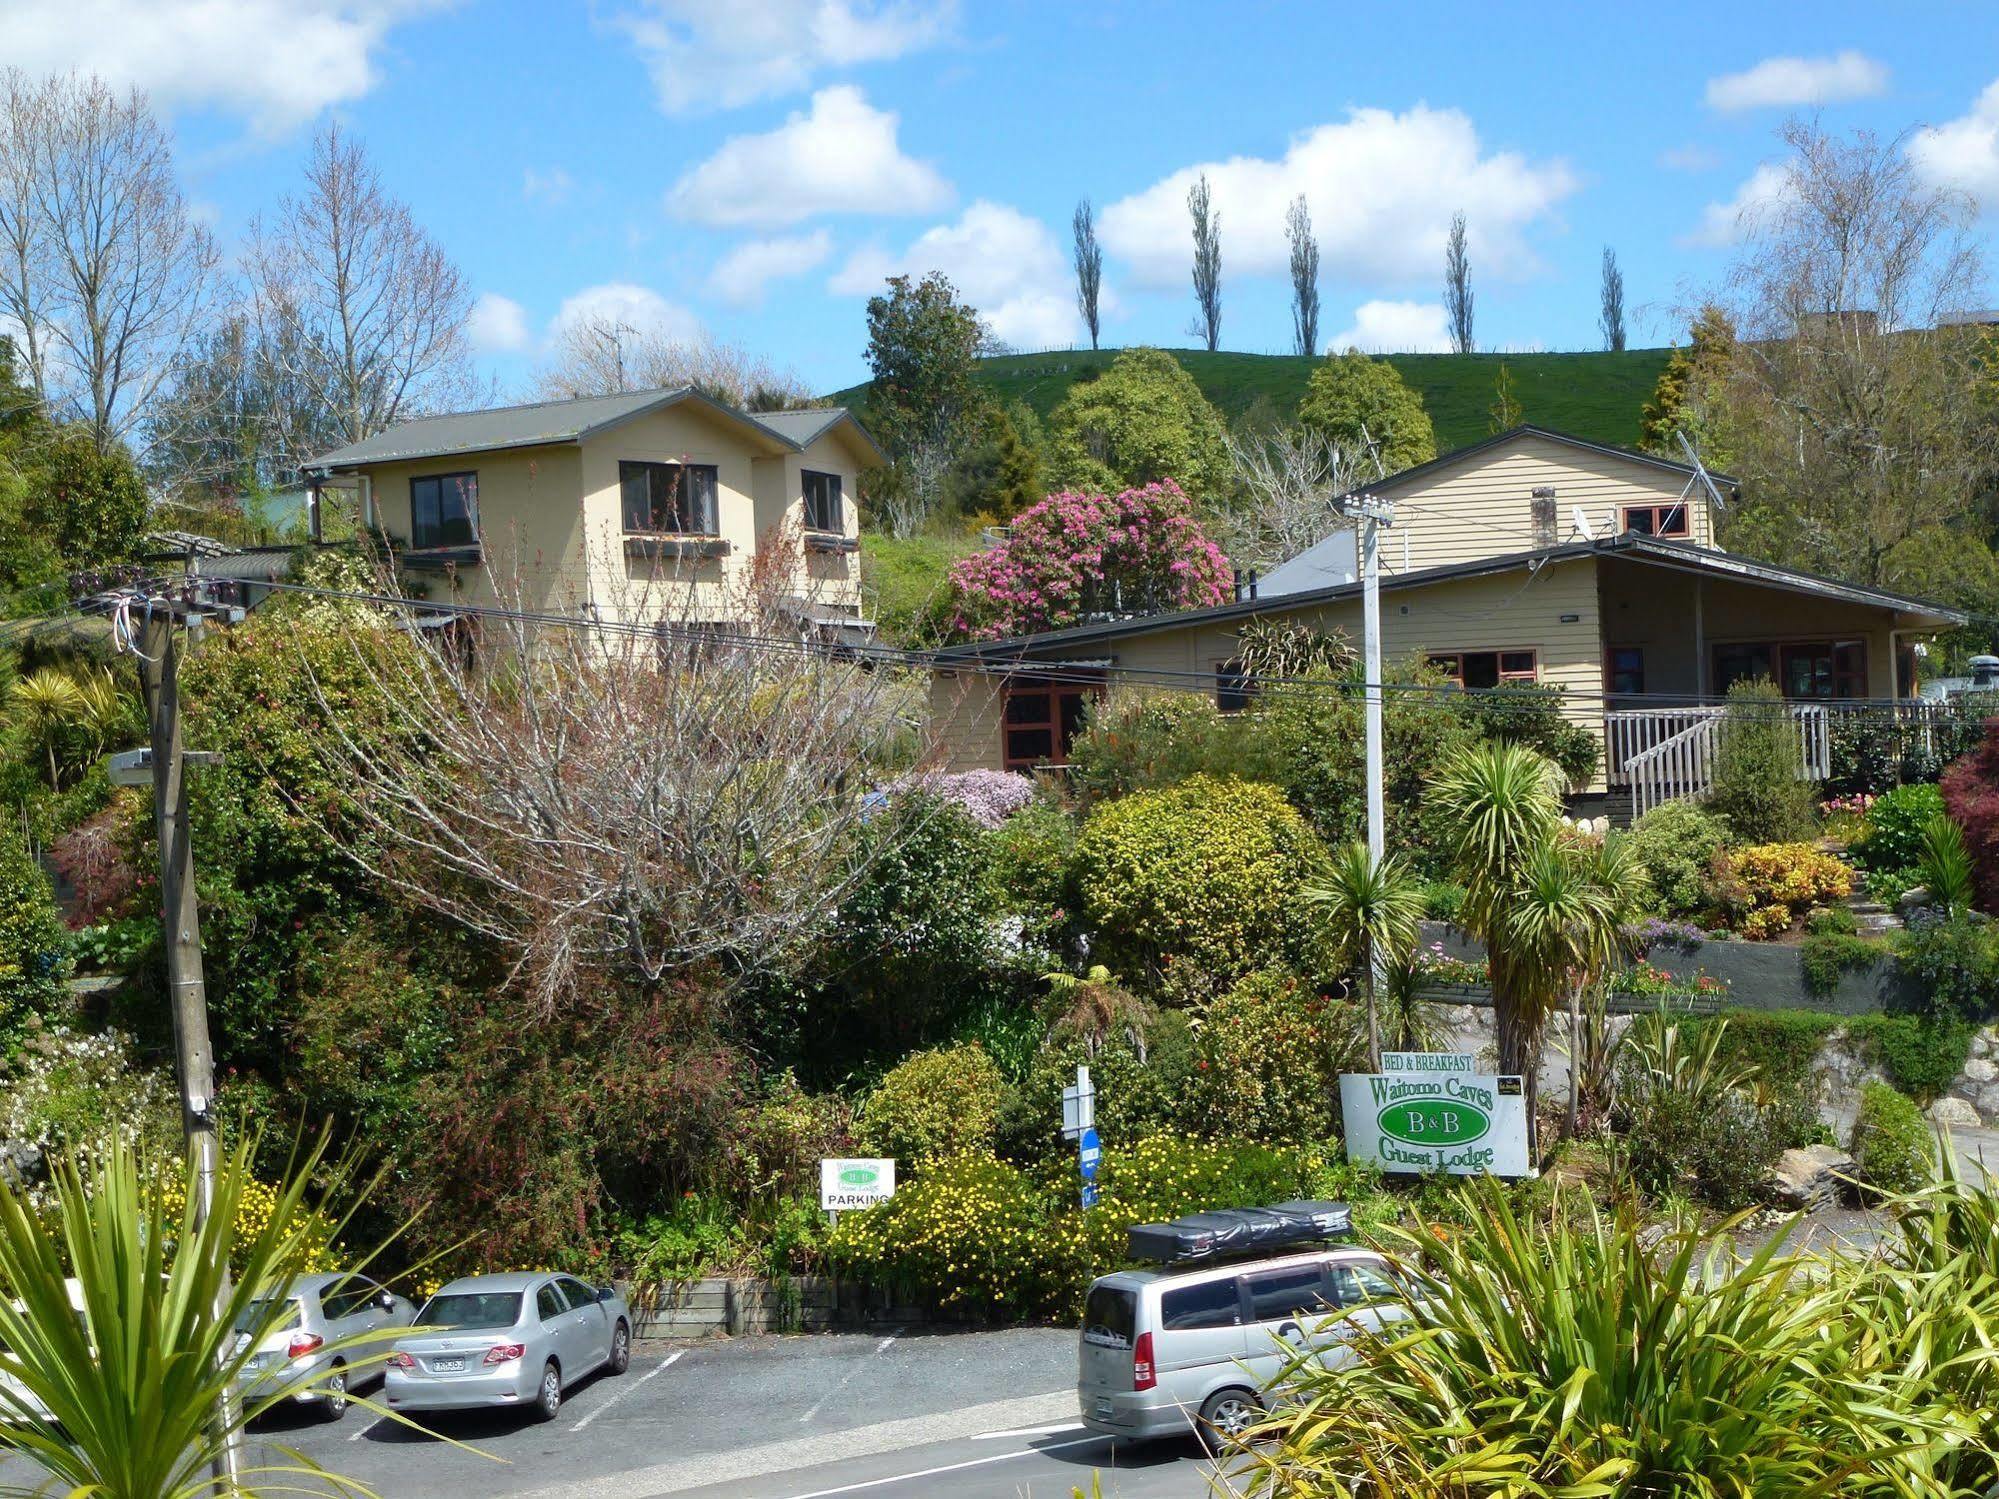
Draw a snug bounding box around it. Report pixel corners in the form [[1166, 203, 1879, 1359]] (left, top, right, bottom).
[[346, 1415, 382, 1443], [796, 1330, 900, 1425], [969, 1421, 1086, 1441], [772, 1435, 1104, 1498], [570, 1350, 685, 1433]]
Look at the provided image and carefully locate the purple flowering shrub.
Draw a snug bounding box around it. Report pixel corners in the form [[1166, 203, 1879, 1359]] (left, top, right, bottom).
[[890, 769, 1037, 829], [947, 481, 1232, 640]]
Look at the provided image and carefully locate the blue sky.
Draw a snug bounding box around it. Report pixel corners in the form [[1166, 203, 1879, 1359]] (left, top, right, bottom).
[[9, 0, 1999, 396]]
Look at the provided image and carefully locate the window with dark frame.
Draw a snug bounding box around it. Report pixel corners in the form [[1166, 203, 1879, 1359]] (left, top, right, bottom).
[[1621, 503, 1689, 538], [803, 470, 843, 532], [409, 472, 477, 550], [1215, 659, 1255, 712], [1605, 646, 1645, 697], [1426, 650, 1539, 690], [1159, 1278, 1242, 1331], [620, 460, 720, 535], [1000, 680, 1102, 770], [1711, 640, 1867, 700]]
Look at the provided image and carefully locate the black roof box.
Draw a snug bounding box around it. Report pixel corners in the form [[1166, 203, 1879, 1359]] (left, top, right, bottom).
[[1126, 1200, 1354, 1266]]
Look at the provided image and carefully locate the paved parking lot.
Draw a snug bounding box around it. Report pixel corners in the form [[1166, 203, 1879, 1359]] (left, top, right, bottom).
[[0, 1327, 1222, 1498]]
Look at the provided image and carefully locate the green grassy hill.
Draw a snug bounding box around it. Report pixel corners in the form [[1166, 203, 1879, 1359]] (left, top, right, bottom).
[[833, 346, 1672, 453]]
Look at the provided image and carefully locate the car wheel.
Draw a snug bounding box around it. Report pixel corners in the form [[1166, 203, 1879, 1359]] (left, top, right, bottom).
[[533, 1361, 562, 1422], [318, 1366, 349, 1423], [608, 1321, 630, 1375], [1195, 1388, 1261, 1455]]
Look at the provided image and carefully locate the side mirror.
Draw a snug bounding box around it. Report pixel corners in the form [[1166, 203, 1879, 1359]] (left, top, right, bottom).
[[599, 1285, 617, 1303], [378, 1291, 398, 1313]]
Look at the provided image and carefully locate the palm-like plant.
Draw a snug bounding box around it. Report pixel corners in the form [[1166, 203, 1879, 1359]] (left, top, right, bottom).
[[1918, 812, 1976, 914], [0, 1133, 383, 1498], [1304, 841, 1425, 1070], [1042, 964, 1154, 1062], [1432, 743, 1648, 1146], [10, 667, 89, 788]]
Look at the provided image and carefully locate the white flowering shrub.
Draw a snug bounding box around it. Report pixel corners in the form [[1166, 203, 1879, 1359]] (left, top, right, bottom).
[[0, 1026, 180, 1199], [888, 770, 1037, 830]]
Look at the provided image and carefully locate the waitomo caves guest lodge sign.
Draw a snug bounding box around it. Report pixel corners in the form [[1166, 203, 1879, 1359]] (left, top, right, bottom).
[[1340, 1053, 1532, 1177]]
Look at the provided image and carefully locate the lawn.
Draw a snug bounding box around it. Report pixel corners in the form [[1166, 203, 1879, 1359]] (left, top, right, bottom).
[[831, 346, 1673, 453]]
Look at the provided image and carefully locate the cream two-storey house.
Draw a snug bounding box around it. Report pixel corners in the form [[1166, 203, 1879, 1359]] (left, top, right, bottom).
[[303, 386, 882, 636]]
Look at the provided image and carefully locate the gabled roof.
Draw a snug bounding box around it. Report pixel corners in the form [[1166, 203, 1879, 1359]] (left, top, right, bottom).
[[931, 533, 1964, 664], [1330, 423, 1740, 511], [303, 387, 878, 471], [751, 405, 887, 463]]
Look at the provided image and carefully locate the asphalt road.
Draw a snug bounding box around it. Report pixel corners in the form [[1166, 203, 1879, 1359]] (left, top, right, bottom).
[[0, 1327, 1225, 1498]]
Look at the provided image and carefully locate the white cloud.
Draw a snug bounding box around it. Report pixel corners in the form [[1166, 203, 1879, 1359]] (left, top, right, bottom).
[[1658, 143, 1720, 172], [1704, 51, 1889, 113], [523, 167, 574, 206], [707, 230, 834, 307], [0, 0, 438, 134], [1685, 162, 1795, 247], [669, 86, 951, 228], [1326, 300, 1452, 354], [467, 293, 531, 355], [614, 0, 955, 115], [1911, 78, 1999, 207], [830, 201, 1077, 349], [549, 282, 704, 344], [1097, 105, 1577, 291]]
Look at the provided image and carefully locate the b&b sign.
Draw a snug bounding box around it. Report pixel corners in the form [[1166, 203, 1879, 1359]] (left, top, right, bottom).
[[819, 1158, 896, 1211], [1340, 1055, 1530, 1177]]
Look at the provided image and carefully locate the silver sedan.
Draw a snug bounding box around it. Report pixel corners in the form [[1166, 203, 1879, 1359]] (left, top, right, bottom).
[[384, 1272, 631, 1422]]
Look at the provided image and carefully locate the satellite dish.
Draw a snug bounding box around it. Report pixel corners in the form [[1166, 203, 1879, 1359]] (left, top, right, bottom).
[[1571, 506, 1596, 541]]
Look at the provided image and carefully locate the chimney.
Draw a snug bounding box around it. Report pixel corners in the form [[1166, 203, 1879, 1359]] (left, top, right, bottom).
[[1531, 487, 1557, 548]]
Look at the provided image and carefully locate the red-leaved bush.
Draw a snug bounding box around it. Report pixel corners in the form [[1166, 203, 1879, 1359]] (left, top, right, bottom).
[[948, 481, 1232, 640], [47, 801, 138, 929], [1940, 716, 1999, 912]]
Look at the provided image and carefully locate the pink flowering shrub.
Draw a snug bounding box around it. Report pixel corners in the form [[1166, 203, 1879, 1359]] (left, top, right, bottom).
[[948, 482, 1232, 640], [889, 769, 1038, 829]]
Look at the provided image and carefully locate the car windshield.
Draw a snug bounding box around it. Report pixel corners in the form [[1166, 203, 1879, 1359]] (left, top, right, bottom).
[[415, 1292, 523, 1330], [232, 1297, 301, 1335]]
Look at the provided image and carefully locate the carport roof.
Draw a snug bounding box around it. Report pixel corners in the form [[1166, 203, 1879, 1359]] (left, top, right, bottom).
[[930, 534, 1967, 663]]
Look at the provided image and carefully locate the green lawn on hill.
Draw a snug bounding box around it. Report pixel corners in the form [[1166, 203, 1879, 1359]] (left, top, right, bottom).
[[833, 346, 1672, 453]]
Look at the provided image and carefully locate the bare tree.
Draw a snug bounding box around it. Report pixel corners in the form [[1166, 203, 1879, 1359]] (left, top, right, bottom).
[[1072, 197, 1102, 351], [1219, 423, 1374, 569], [1599, 246, 1626, 352], [302, 536, 925, 1014], [1285, 195, 1320, 358], [246, 125, 474, 449], [1444, 211, 1474, 355], [0, 71, 218, 450], [535, 317, 814, 408], [1188, 173, 1222, 353], [1714, 118, 1994, 588]]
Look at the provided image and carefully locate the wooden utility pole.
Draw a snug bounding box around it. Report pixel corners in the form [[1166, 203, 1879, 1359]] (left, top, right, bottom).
[[135, 607, 243, 1488]]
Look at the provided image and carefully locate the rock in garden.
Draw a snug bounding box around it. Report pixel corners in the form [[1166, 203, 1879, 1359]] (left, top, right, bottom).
[[1931, 1097, 1982, 1130], [1766, 1144, 1856, 1212], [1895, 886, 1932, 916]]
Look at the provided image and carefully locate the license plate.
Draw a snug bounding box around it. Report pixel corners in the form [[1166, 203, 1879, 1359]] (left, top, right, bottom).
[[1094, 1398, 1114, 1420], [431, 1358, 465, 1373]]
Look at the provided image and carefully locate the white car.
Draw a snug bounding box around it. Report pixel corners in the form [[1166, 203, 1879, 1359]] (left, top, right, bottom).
[[235, 1273, 415, 1422], [0, 1279, 85, 1426]]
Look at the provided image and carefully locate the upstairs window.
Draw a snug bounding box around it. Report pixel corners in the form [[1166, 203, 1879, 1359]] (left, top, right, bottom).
[[409, 472, 477, 550], [621, 461, 719, 535], [1427, 650, 1538, 690], [1621, 503, 1688, 537], [803, 470, 843, 533]]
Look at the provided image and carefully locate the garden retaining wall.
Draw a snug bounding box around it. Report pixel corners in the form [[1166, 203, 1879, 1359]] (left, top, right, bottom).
[[621, 1276, 974, 1337]]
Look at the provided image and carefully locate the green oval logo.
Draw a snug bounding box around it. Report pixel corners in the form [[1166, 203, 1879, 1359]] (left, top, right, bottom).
[[1377, 1099, 1489, 1146], [839, 1167, 879, 1186]]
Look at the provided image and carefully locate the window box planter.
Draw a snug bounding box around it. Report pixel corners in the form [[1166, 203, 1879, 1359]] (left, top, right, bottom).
[[625, 535, 731, 561], [400, 544, 482, 571], [804, 531, 860, 555]]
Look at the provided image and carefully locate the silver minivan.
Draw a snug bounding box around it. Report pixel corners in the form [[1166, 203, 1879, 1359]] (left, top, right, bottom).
[[1078, 1248, 1415, 1445]]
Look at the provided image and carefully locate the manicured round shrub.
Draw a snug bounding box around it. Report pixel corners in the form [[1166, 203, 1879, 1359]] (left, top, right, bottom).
[[855, 1043, 1009, 1163], [1626, 800, 1729, 918], [1189, 970, 1351, 1143], [1848, 1080, 1935, 1195], [1074, 774, 1329, 995], [1007, 1025, 1184, 1164]]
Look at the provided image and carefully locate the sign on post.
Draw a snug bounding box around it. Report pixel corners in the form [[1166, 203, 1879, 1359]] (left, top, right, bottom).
[[819, 1158, 896, 1211], [1077, 1125, 1101, 1209], [1339, 1070, 1531, 1177], [1061, 1065, 1095, 1140]]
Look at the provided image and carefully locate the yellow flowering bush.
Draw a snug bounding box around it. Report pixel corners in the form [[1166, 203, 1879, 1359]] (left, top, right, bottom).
[[1708, 842, 1852, 939], [1189, 971, 1352, 1143], [828, 1154, 1065, 1316], [155, 1172, 343, 1274]]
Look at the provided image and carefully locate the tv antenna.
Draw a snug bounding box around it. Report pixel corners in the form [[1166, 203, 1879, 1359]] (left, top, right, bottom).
[[1675, 429, 1728, 513]]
